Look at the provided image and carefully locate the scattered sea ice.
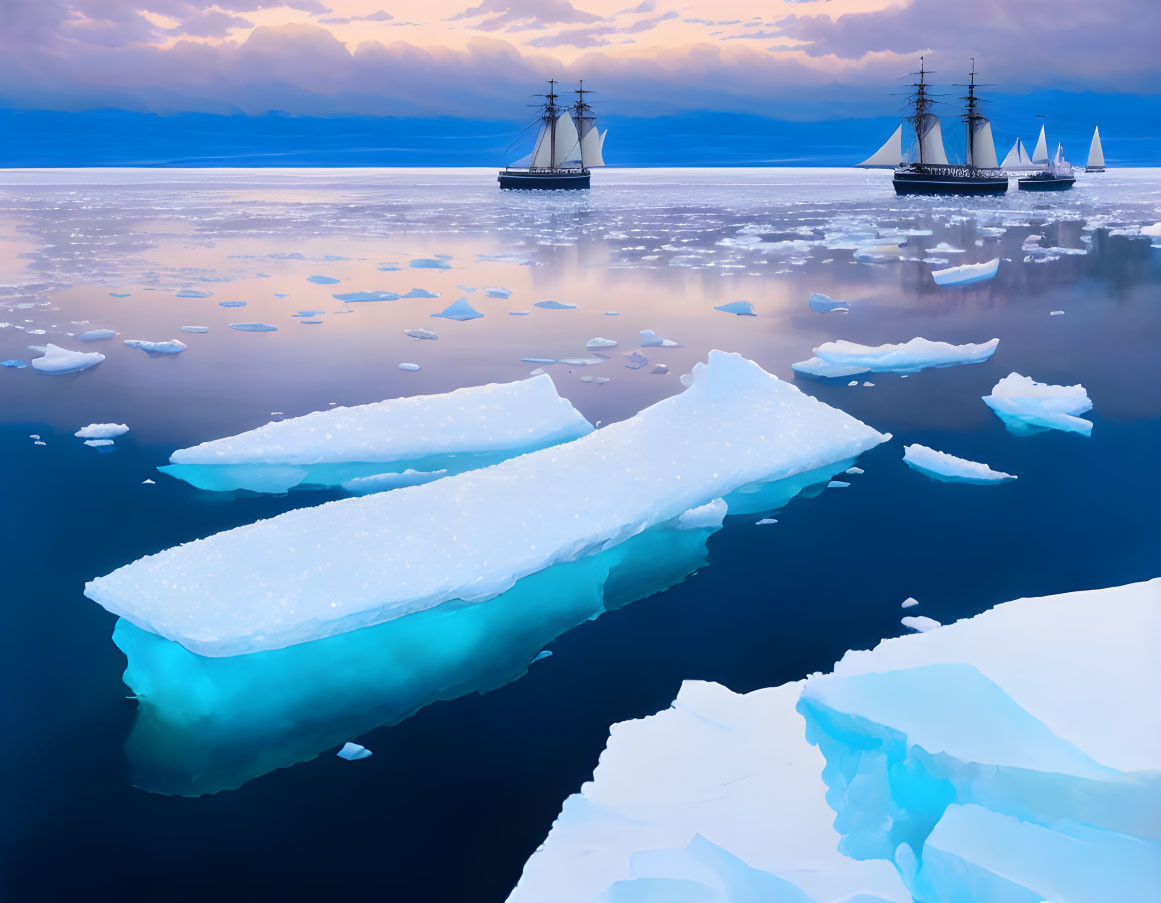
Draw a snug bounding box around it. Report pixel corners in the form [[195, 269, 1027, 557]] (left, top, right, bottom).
[[901, 614, 941, 632], [334, 291, 400, 303], [431, 298, 483, 321], [625, 352, 648, 370], [229, 323, 278, 332], [336, 742, 372, 761], [176, 290, 211, 299], [714, 301, 755, 316], [901, 597, 919, 608], [75, 423, 129, 440], [755, 517, 778, 525], [401, 288, 440, 299], [399, 363, 421, 372], [79, 329, 117, 341], [808, 293, 850, 313], [219, 301, 246, 308], [639, 329, 682, 348], [30, 344, 104, 374], [535, 300, 578, 310], [124, 339, 188, 354], [405, 328, 438, 340], [794, 337, 999, 379], [306, 275, 339, 284], [409, 258, 450, 269], [930, 258, 1000, 287]]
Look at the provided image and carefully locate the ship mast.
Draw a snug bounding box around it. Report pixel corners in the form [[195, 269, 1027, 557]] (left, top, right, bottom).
[[544, 79, 559, 172], [908, 57, 934, 166], [961, 59, 984, 169], [574, 80, 594, 171]]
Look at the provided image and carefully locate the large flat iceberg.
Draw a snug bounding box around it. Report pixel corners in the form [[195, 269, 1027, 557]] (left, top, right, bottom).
[[509, 579, 1161, 903], [983, 372, 1094, 436], [160, 374, 593, 493], [794, 337, 998, 379], [88, 352, 889, 656]]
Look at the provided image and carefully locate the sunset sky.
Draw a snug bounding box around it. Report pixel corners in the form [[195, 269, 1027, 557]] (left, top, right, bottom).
[[2, 0, 1158, 164]]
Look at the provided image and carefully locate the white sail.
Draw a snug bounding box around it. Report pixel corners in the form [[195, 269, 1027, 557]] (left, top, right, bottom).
[[579, 120, 605, 168], [552, 112, 582, 169], [1001, 139, 1022, 170], [967, 118, 998, 169], [1087, 127, 1105, 169], [530, 121, 554, 170], [857, 124, 903, 168], [1018, 139, 1032, 166], [1031, 125, 1048, 164], [918, 115, 949, 166], [599, 129, 607, 158]]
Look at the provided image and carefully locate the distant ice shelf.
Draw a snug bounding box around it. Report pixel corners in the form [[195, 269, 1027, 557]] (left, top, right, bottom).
[[983, 372, 1094, 436], [508, 578, 1161, 903], [903, 444, 1016, 484], [159, 374, 593, 494], [794, 337, 998, 379], [87, 352, 889, 656]]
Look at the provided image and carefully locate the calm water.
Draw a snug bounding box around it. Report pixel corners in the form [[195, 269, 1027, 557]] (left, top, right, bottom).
[[2, 168, 1160, 901]]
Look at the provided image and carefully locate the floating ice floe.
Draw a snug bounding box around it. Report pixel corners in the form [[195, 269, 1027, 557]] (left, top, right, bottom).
[[535, 300, 578, 310], [901, 614, 942, 632], [1, 360, 27, 368], [306, 275, 339, 284], [181, 326, 209, 333], [903, 444, 1016, 485], [176, 290, 211, 299], [714, 301, 755, 316], [219, 301, 246, 308], [110, 292, 130, 298], [929, 241, 966, 254], [292, 310, 324, 318], [336, 742, 371, 761], [431, 298, 483, 321], [30, 344, 105, 374], [522, 357, 605, 367], [1050, 310, 1065, 316], [79, 329, 117, 341], [334, 291, 399, 303], [399, 362, 420, 372], [846, 466, 864, 475], [158, 374, 593, 495], [229, 323, 277, 332], [827, 480, 850, 488], [76, 423, 129, 440], [402, 288, 440, 299], [639, 329, 682, 348], [930, 258, 1000, 287], [509, 578, 1161, 903], [510, 311, 531, 316], [585, 337, 617, 349], [405, 328, 438, 340], [983, 373, 1093, 436], [84, 439, 115, 448], [485, 287, 512, 299], [124, 339, 188, 355], [409, 258, 450, 269], [625, 352, 649, 370], [808, 292, 850, 313], [89, 352, 888, 656], [532, 650, 553, 663], [755, 517, 777, 525], [794, 337, 998, 379], [651, 364, 669, 375], [901, 596, 919, 608]]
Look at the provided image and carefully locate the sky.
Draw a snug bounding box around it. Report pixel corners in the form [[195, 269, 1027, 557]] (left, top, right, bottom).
[[1, 0, 1159, 165]]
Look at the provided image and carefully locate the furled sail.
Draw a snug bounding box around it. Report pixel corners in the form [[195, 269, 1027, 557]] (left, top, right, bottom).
[[918, 114, 949, 166], [579, 120, 605, 168], [857, 124, 903, 168], [967, 118, 998, 169], [552, 112, 582, 168], [1087, 127, 1105, 169], [530, 122, 554, 170], [1031, 125, 1049, 165]]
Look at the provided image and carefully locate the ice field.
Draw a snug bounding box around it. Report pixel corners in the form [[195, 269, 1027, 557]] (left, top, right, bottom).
[[2, 167, 1160, 901]]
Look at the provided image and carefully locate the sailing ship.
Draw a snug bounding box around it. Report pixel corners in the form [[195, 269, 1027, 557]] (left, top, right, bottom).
[[1086, 127, 1105, 172], [1018, 140, 1075, 191], [498, 80, 606, 190], [859, 59, 1007, 196]]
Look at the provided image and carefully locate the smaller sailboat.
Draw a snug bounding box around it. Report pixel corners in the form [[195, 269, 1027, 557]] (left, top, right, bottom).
[[1086, 127, 1105, 172], [498, 80, 605, 190], [1019, 140, 1075, 191], [1000, 138, 1034, 171]]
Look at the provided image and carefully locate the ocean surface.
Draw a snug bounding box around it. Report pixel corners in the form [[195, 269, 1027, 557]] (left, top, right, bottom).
[[2, 167, 1159, 901]]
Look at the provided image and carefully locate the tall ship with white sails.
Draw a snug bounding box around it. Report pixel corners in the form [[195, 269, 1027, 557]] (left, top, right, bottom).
[[499, 80, 606, 190], [859, 59, 1007, 196]]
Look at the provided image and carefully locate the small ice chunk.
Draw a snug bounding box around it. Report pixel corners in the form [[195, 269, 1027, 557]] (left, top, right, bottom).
[[604, 311, 620, 316], [334, 291, 400, 303], [76, 423, 129, 440], [33, 440, 46, 446], [219, 300, 246, 308], [1050, 310, 1065, 316], [510, 311, 531, 316], [929, 241, 966, 254], [595, 377, 610, 384], [181, 326, 209, 333], [292, 311, 324, 318], [176, 290, 211, 299], [109, 292, 130, 298], [2, 360, 28, 368], [229, 323, 278, 332], [484, 286, 512, 299], [901, 614, 941, 632], [398, 362, 421, 372], [863, 381, 875, 387], [586, 337, 617, 349], [79, 329, 117, 341], [808, 293, 850, 313], [827, 480, 850, 488], [306, 275, 339, 284], [755, 517, 778, 525], [431, 298, 483, 321], [983, 373, 1093, 436], [903, 443, 1017, 484], [401, 288, 440, 299], [143, 479, 155, 484], [930, 258, 1000, 287], [377, 263, 401, 271], [847, 380, 859, 386], [336, 742, 372, 761], [84, 439, 115, 447], [639, 329, 682, 348], [901, 597, 919, 608], [532, 650, 553, 663], [31, 344, 105, 374], [651, 364, 669, 375], [124, 339, 188, 354], [846, 467, 864, 475], [535, 300, 578, 310], [529, 367, 546, 375], [409, 258, 450, 269], [714, 301, 756, 316], [625, 352, 649, 370], [580, 376, 594, 383], [405, 328, 438, 340]]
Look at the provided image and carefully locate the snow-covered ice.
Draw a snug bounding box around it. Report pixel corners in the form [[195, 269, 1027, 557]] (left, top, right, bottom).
[[983, 373, 1094, 436], [714, 301, 755, 316], [431, 298, 483, 320], [124, 339, 188, 354], [79, 329, 117, 341], [509, 578, 1161, 903], [930, 258, 1000, 287], [76, 423, 129, 440], [846, 467, 863, 475], [901, 614, 941, 632], [639, 329, 682, 348], [901, 597, 919, 609], [405, 328, 438, 340], [903, 444, 1016, 485], [159, 374, 593, 494], [794, 337, 998, 379], [336, 742, 371, 761], [30, 344, 105, 374], [88, 352, 888, 655]]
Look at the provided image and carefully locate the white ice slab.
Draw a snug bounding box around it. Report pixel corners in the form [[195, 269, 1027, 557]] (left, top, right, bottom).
[[87, 352, 888, 655], [930, 258, 1000, 287], [903, 444, 1016, 484], [794, 337, 998, 378], [983, 372, 1094, 436], [124, 339, 188, 354], [76, 423, 130, 440], [30, 344, 105, 374]]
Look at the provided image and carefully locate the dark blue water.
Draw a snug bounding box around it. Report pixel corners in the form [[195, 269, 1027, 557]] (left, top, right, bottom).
[[2, 168, 1159, 901]]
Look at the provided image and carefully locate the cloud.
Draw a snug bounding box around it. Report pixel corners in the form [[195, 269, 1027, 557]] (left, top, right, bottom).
[[317, 9, 394, 25], [448, 0, 600, 32], [526, 9, 678, 47], [175, 9, 253, 38]]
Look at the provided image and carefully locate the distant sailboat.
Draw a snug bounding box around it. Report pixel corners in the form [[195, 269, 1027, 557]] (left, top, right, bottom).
[[1000, 138, 1034, 171], [1019, 138, 1075, 191], [1086, 127, 1105, 172], [498, 79, 604, 190]]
